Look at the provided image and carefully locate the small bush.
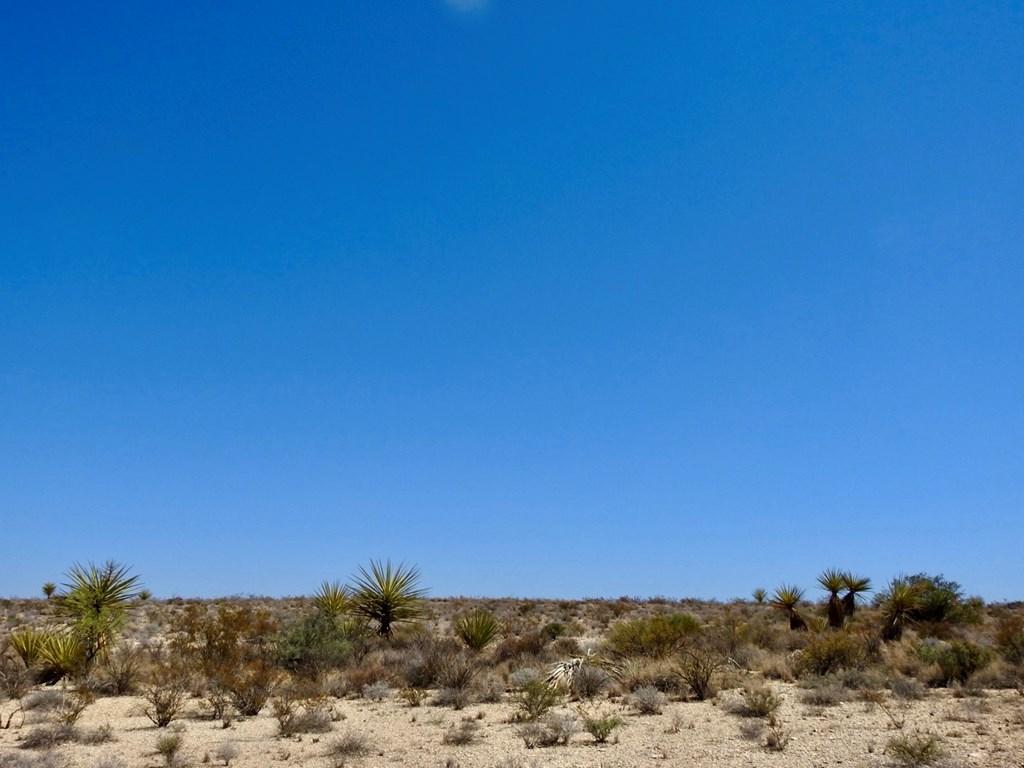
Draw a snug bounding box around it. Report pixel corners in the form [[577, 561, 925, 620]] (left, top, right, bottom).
[[580, 709, 625, 743], [511, 679, 561, 722], [218, 662, 279, 716], [795, 631, 866, 677], [328, 731, 371, 765], [606, 613, 701, 659], [678, 650, 720, 700], [739, 685, 783, 717], [441, 720, 481, 745], [155, 733, 184, 767], [517, 713, 577, 748], [936, 641, 992, 686], [214, 742, 238, 766], [630, 686, 665, 715], [763, 715, 790, 751], [886, 733, 945, 767], [271, 695, 333, 736], [433, 687, 471, 710], [569, 664, 610, 699], [798, 681, 849, 707], [19, 724, 76, 750], [361, 681, 392, 701], [143, 674, 190, 728]]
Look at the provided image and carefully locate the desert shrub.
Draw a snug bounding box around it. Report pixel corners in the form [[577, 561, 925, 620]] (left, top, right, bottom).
[[908, 574, 983, 626], [217, 661, 279, 716], [507, 667, 541, 689], [517, 713, 577, 748], [434, 687, 471, 709], [0, 652, 31, 700], [511, 679, 561, 722], [54, 689, 95, 726], [441, 720, 481, 745], [494, 632, 548, 664], [579, 709, 625, 743], [794, 631, 866, 677], [155, 733, 184, 767], [169, 604, 278, 682], [433, 649, 479, 691], [887, 676, 926, 700], [739, 685, 783, 717], [19, 723, 76, 750], [361, 681, 392, 701], [77, 723, 116, 745], [344, 662, 389, 693], [763, 715, 790, 751], [273, 612, 368, 677], [630, 686, 665, 715], [798, 679, 850, 706], [677, 650, 721, 700], [271, 694, 332, 736], [400, 687, 428, 706], [606, 613, 701, 659], [328, 731, 371, 766], [96, 642, 145, 695], [932, 641, 992, 686], [886, 733, 944, 767], [93, 757, 129, 768], [995, 615, 1024, 664], [453, 610, 501, 652], [213, 742, 238, 766], [142, 664, 190, 727], [569, 664, 610, 699]]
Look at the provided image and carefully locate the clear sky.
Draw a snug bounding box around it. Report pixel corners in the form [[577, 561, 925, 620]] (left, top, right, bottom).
[[2, 2, 1022, 601]]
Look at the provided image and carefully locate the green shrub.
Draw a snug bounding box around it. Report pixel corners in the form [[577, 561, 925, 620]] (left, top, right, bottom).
[[511, 678, 561, 722], [795, 631, 866, 677], [579, 709, 625, 743], [273, 611, 368, 677], [995, 615, 1024, 664], [606, 613, 701, 659], [934, 641, 992, 686], [739, 685, 783, 717], [886, 733, 944, 767], [677, 650, 721, 700]]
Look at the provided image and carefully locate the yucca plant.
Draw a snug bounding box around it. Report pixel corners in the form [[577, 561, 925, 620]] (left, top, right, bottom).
[[878, 576, 921, 642], [453, 609, 501, 652], [58, 560, 141, 670], [42, 582, 57, 600], [770, 585, 807, 631], [9, 628, 50, 667], [350, 560, 426, 639], [752, 588, 767, 605], [841, 573, 871, 619], [38, 632, 85, 684], [818, 569, 847, 629], [312, 580, 351, 617]]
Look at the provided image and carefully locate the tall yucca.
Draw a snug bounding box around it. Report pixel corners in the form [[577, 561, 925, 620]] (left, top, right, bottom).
[[770, 585, 808, 631], [818, 569, 847, 629], [58, 560, 141, 669], [841, 574, 872, 619], [879, 576, 920, 642], [350, 560, 426, 639]]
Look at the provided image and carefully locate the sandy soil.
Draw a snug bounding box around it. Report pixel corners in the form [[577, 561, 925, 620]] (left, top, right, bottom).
[[2, 684, 1023, 768]]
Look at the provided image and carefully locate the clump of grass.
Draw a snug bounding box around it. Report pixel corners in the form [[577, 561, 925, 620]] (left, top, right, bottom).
[[328, 730, 371, 767], [155, 733, 184, 767], [886, 733, 945, 767]]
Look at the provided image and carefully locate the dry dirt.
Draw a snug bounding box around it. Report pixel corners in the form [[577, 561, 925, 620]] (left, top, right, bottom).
[[3, 683, 1024, 768]]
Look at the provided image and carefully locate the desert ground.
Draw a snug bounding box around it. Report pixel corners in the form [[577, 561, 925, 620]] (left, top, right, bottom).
[[3, 586, 1024, 768]]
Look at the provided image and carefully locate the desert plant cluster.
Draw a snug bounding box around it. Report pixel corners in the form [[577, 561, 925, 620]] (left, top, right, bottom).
[[2, 560, 1024, 767]]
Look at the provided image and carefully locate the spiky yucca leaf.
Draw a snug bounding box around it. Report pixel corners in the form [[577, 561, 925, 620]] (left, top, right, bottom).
[[841, 573, 872, 618], [9, 628, 50, 667], [770, 585, 807, 631]]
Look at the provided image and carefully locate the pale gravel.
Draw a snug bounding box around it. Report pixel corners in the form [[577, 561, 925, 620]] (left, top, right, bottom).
[[2, 684, 1023, 767]]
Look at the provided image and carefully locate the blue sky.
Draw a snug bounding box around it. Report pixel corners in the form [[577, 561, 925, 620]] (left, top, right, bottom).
[[2, 2, 1022, 601]]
